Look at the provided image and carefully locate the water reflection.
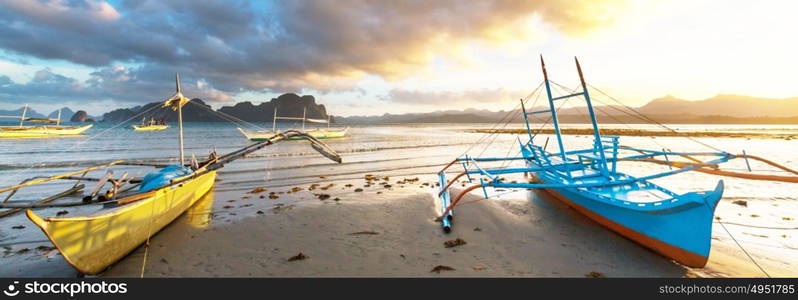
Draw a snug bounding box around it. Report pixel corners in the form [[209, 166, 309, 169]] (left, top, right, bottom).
[[185, 190, 216, 229]]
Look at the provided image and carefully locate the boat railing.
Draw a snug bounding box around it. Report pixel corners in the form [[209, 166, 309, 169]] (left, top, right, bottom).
[[601, 136, 619, 173], [529, 145, 552, 167]]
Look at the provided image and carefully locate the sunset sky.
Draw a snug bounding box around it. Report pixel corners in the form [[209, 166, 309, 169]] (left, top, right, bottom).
[[0, 0, 796, 117]]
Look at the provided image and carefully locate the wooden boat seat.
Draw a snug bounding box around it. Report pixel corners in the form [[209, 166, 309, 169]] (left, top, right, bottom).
[[547, 155, 580, 166], [576, 152, 615, 162], [563, 168, 601, 179]]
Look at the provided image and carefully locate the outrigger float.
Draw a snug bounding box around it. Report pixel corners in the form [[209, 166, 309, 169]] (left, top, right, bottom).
[[0, 74, 342, 275], [435, 57, 798, 268]]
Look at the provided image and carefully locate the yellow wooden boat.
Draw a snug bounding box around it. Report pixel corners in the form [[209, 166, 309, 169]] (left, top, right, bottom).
[[20, 130, 338, 274], [132, 124, 169, 131], [0, 124, 93, 138], [132, 117, 169, 131], [26, 170, 216, 274], [0, 73, 342, 275]]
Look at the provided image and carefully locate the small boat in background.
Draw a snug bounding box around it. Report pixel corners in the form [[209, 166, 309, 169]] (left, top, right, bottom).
[[0, 106, 92, 138], [132, 117, 169, 131], [238, 105, 348, 141], [238, 127, 348, 141]]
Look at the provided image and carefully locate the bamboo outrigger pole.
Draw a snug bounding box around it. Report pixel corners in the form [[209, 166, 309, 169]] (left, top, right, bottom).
[[0, 184, 84, 218], [0, 160, 124, 194]]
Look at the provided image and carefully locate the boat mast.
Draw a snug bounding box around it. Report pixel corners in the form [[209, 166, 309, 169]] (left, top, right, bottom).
[[56, 109, 61, 126], [161, 73, 192, 166], [540, 56, 567, 162], [520, 99, 534, 143], [176, 73, 185, 166], [19, 104, 27, 128], [302, 107, 306, 131], [272, 104, 277, 132], [575, 57, 609, 176]]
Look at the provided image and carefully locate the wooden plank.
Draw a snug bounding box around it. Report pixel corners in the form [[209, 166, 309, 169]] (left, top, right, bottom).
[[116, 191, 157, 205]]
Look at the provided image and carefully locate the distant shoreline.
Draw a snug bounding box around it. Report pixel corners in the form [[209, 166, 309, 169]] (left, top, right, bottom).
[[464, 128, 798, 139]]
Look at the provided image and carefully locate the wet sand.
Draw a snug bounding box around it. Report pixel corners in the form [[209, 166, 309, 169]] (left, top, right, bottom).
[[92, 176, 793, 277], [102, 184, 684, 277], [2, 174, 795, 277]]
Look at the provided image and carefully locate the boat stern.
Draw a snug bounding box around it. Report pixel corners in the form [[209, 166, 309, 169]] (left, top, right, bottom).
[[703, 180, 724, 211], [25, 209, 49, 231]]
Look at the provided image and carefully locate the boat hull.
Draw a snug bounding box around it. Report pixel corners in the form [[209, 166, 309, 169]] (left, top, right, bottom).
[[0, 124, 93, 138], [26, 171, 216, 274], [132, 125, 169, 131], [239, 127, 348, 141], [529, 171, 722, 268]]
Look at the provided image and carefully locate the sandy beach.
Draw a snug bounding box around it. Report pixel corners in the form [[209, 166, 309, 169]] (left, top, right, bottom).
[[95, 175, 794, 278], [99, 181, 684, 277], [1, 125, 796, 278]]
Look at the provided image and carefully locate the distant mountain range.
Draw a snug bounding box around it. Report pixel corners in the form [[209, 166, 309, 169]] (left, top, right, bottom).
[[2, 94, 797, 124], [0, 107, 47, 119], [337, 94, 798, 124], [0, 106, 96, 122], [101, 93, 332, 123]]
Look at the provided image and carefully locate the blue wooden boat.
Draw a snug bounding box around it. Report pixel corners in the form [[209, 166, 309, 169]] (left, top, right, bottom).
[[435, 57, 798, 268]]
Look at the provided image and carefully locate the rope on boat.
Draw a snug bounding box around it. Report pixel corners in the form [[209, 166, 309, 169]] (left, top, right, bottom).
[[440, 81, 554, 174], [452, 82, 544, 163], [475, 88, 539, 158], [716, 221, 798, 230], [496, 96, 546, 168], [716, 220, 771, 278], [497, 84, 549, 169], [550, 81, 675, 152], [587, 84, 727, 153], [139, 179, 163, 278]]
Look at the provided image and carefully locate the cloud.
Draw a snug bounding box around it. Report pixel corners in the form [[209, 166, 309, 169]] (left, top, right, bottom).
[[0, 0, 627, 106], [0, 66, 232, 105], [383, 87, 525, 105], [0, 68, 86, 101]]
